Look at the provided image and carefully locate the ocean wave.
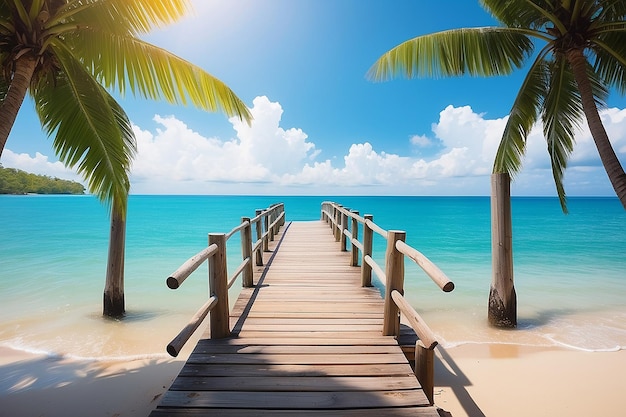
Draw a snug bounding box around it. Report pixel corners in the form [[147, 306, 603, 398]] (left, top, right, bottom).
[[0, 341, 170, 363]]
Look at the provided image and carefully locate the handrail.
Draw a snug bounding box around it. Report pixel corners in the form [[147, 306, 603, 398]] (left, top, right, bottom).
[[365, 218, 388, 239], [321, 200, 454, 406], [364, 254, 385, 282], [228, 257, 251, 289], [225, 220, 250, 240], [391, 290, 437, 349], [395, 240, 455, 292], [166, 244, 218, 289], [164, 202, 285, 357], [167, 296, 218, 357]]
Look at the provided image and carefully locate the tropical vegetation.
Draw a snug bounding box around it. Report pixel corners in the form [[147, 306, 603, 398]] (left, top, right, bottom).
[[0, 0, 251, 317], [368, 0, 626, 212], [368, 0, 626, 328], [0, 165, 85, 194]]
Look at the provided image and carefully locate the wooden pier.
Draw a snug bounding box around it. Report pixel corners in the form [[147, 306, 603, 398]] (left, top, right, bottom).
[[150, 203, 454, 416]]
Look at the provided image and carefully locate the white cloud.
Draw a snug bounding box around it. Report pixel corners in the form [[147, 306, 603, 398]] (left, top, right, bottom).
[[2, 97, 625, 197], [410, 134, 434, 148], [129, 96, 319, 192], [1, 150, 83, 183]]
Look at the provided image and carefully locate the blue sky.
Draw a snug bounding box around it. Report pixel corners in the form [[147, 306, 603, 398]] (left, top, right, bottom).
[[2, 0, 626, 197]]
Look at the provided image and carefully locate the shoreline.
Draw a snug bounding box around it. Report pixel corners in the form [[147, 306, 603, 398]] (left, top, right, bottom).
[[2, 343, 625, 416]]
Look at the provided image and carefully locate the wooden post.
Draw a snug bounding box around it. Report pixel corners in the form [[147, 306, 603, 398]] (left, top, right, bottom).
[[208, 233, 230, 338], [361, 214, 374, 287], [276, 203, 285, 228], [489, 173, 517, 327], [255, 209, 264, 266], [350, 210, 359, 266], [340, 209, 349, 251], [278, 203, 285, 227], [263, 211, 270, 252], [415, 341, 435, 405], [269, 208, 275, 242], [334, 205, 342, 241], [383, 230, 405, 336], [241, 217, 254, 288]]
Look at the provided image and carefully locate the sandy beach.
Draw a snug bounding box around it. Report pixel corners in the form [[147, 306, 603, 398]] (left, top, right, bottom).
[[434, 344, 626, 417], [2, 343, 625, 417], [0, 346, 185, 417]]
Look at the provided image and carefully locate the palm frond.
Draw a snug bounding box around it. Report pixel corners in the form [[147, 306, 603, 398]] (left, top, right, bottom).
[[0, 4, 14, 34], [592, 31, 626, 94], [368, 27, 534, 81], [493, 52, 548, 176], [34, 41, 135, 211], [0, 66, 8, 99], [65, 30, 251, 122], [595, 0, 626, 21], [9, 0, 32, 31], [542, 57, 583, 213], [51, 0, 190, 35], [480, 0, 558, 31]]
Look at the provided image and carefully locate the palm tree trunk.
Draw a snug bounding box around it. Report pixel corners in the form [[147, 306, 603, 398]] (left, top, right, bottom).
[[567, 49, 626, 209], [103, 198, 126, 318], [0, 56, 38, 156], [489, 173, 517, 327]]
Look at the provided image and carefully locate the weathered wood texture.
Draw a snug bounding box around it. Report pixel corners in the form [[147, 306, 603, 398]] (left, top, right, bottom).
[[150, 221, 440, 417]]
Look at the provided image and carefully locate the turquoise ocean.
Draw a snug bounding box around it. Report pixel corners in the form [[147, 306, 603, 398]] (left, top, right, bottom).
[[1, 195, 625, 360]]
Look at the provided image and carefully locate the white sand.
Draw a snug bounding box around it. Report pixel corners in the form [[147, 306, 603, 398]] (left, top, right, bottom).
[[0, 346, 184, 417], [434, 344, 626, 417], [2, 344, 625, 416]]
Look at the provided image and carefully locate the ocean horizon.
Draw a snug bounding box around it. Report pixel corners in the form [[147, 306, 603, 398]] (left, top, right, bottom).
[[1, 194, 625, 360]]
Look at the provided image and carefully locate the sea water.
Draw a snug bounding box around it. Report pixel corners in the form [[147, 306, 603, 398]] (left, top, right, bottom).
[[1, 195, 624, 360]]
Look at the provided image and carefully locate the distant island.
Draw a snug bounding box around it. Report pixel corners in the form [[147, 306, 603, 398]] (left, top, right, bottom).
[[0, 165, 85, 195]]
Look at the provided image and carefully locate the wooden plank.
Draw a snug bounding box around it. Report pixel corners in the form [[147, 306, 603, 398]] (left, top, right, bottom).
[[232, 331, 384, 339], [150, 408, 442, 417], [193, 337, 398, 346], [169, 375, 421, 391], [231, 311, 384, 319], [186, 352, 410, 365], [231, 318, 384, 325], [150, 221, 441, 416], [179, 363, 416, 377], [235, 324, 384, 332], [157, 389, 430, 409], [192, 344, 400, 355], [245, 302, 384, 312]]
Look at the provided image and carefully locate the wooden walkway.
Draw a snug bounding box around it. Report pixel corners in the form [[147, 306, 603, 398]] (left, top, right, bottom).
[[150, 221, 441, 416]]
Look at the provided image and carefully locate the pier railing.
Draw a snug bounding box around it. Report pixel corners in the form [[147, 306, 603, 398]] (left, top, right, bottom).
[[321, 201, 455, 404], [165, 203, 285, 357]]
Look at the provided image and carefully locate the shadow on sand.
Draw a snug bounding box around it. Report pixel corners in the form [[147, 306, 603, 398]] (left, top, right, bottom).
[[0, 353, 184, 417]]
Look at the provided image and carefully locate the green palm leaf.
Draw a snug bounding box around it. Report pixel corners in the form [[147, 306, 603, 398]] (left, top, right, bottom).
[[494, 53, 548, 176], [542, 57, 582, 213], [592, 31, 626, 94], [481, 0, 556, 30], [51, 0, 190, 35], [594, 1, 626, 21], [367, 27, 534, 81], [34, 43, 135, 212], [65, 29, 251, 122]]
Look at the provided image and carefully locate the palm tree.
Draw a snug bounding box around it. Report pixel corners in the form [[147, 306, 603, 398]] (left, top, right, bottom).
[[368, 0, 625, 327], [0, 0, 251, 317], [368, 0, 626, 211]]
